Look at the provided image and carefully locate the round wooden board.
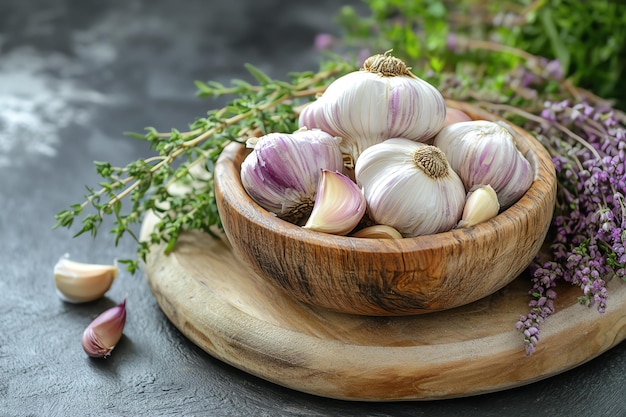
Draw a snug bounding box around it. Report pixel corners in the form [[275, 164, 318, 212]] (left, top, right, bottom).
[[140, 213, 626, 401]]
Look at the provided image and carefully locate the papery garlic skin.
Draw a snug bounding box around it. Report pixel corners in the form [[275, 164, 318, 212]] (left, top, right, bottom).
[[433, 120, 533, 208], [303, 170, 366, 235], [54, 254, 118, 303], [352, 224, 403, 239], [240, 129, 343, 224], [298, 53, 446, 164], [457, 184, 500, 228], [82, 298, 127, 358], [355, 138, 466, 237]]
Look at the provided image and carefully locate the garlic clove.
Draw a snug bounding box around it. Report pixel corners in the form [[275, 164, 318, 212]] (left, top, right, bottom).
[[54, 255, 118, 303], [457, 184, 500, 228], [352, 224, 403, 239], [303, 169, 366, 235], [82, 298, 127, 358]]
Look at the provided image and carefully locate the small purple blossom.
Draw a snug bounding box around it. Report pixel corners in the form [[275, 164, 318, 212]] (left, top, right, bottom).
[[356, 48, 372, 68], [314, 33, 334, 51], [446, 33, 458, 52], [544, 59, 564, 81]]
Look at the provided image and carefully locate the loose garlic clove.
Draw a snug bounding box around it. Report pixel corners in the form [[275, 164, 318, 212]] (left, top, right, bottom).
[[303, 170, 366, 235], [457, 185, 500, 228], [352, 224, 403, 239], [82, 298, 127, 358], [54, 255, 118, 303]]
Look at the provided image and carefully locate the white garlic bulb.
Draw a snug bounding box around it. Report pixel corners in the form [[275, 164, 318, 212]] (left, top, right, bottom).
[[240, 128, 343, 224], [355, 138, 466, 237], [433, 120, 533, 208], [298, 53, 446, 165]]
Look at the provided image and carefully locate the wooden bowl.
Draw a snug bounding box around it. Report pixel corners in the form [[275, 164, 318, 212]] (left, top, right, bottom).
[[214, 101, 557, 316]]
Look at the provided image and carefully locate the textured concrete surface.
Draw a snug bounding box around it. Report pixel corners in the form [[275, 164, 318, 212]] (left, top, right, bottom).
[[1, 1, 625, 416]]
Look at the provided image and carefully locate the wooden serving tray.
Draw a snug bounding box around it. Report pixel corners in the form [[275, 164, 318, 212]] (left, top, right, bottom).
[[140, 213, 626, 401]]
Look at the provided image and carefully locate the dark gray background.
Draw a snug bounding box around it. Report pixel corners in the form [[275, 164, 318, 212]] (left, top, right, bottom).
[[1, 1, 625, 416]]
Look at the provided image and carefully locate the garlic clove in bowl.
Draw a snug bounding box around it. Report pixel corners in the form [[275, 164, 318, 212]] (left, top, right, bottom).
[[352, 225, 403, 239], [457, 184, 501, 228], [303, 169, 366, 236]]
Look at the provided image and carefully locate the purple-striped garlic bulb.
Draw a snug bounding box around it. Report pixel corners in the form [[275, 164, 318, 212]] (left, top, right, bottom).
[[433, 120, 533, 209], [298, 52, 446, 166], [240, 128, 343, 224]]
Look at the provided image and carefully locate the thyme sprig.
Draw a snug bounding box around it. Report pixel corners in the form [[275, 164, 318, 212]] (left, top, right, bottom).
[[54, 60, 355, 273]]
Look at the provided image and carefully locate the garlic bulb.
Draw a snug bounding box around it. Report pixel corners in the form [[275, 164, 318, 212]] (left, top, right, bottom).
[[298, 52, 446, 164], [433, 120, 533, 208], [442, 107, 472, 127], [303, 169, 366, 235], [457, 184, 500, 228], [355, 138, 466, 237], [240, 128, 343, 224], [54, 254, 118, 303]]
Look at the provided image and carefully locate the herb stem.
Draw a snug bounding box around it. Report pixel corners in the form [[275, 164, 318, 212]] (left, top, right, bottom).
[[101, 68, 343, 209], [476, 100, 602, 161], [173, 91, 325, 139], [464, 39, 537, 62]]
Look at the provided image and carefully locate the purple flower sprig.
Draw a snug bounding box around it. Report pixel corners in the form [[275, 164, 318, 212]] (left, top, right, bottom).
[[427, 48, 626, 354], [516, 262, 560, 355], [515, 96, 626, 354], [421, 51, 626, 354]]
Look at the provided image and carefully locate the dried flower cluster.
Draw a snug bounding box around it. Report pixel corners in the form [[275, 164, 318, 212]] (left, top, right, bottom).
[[516, 98, 626, 354]]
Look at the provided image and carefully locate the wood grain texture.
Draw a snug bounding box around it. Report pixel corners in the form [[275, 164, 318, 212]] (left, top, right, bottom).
[[214, 101, 557, 315], [140, 214, 626, 401]]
